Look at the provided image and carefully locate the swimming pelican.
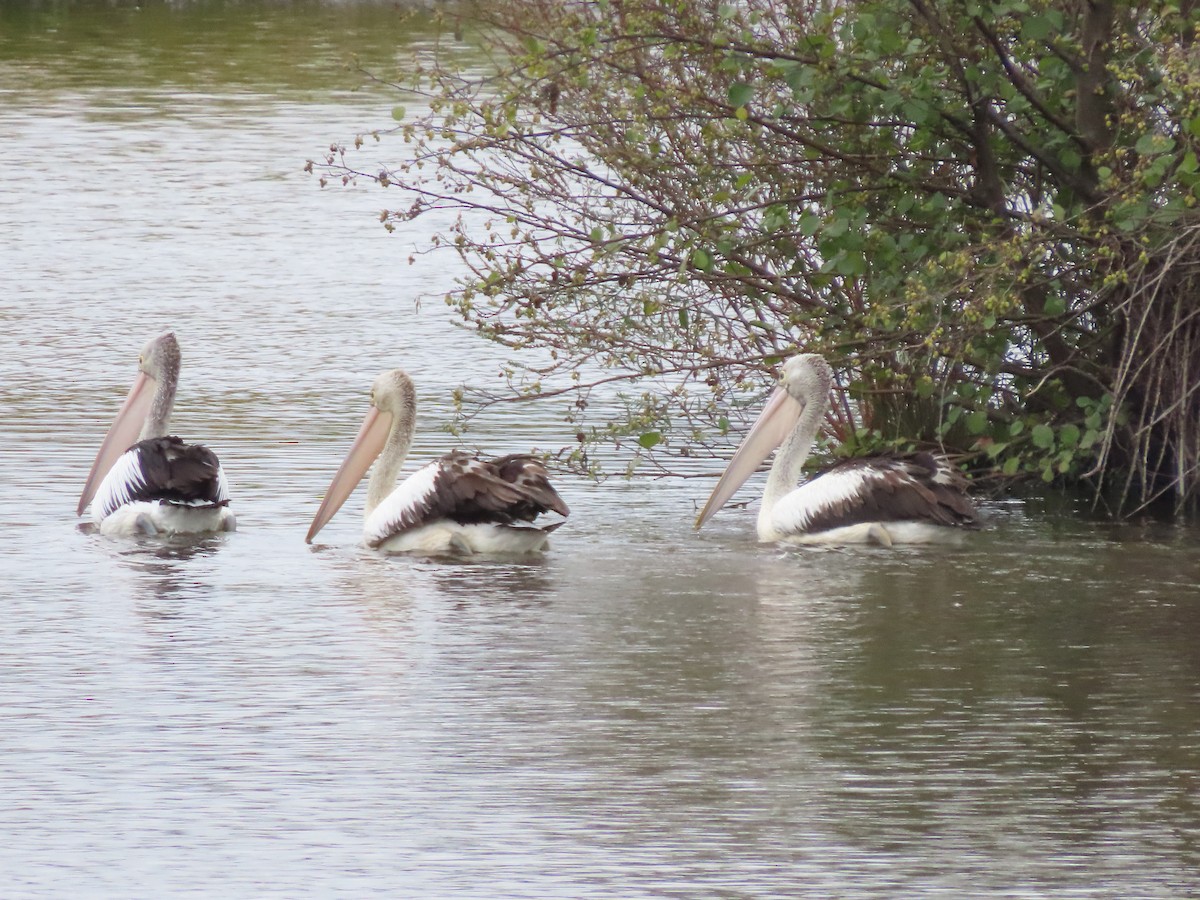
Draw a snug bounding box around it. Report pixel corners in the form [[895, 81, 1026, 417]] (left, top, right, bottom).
[[305, 369, 569, 554], [77, 332, 235, 536], [695, 354, 979, 546]]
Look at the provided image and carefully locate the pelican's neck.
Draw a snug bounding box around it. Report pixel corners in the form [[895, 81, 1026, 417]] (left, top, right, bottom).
[[140, 360, 179, 440], [758, 392, 824, 536], [364, 401, 416, 516]]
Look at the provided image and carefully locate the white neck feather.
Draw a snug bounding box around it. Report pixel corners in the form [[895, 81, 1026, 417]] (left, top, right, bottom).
[[140, 365, 178, 441], [757, 388, 825, 538], [365, 405, 415, 516]]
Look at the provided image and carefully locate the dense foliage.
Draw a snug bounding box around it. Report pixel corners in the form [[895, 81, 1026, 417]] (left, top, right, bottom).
[[319, 0, 1200, 514]]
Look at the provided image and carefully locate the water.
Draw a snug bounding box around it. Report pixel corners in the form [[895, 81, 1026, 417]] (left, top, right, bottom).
[[3, 3, 1200, 896]]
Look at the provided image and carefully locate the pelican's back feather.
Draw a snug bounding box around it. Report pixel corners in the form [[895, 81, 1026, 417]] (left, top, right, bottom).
[[363, 451, 568, 548], [774, 453, 979, 537], [93, 436, 230, 520]]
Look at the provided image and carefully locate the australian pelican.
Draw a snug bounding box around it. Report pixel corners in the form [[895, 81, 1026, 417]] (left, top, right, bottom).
[[305, 369, 569, 555], [695, 354, 979, 546], [77, 332, 235, 536]]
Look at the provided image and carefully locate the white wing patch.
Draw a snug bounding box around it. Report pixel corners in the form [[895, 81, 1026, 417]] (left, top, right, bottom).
[[363, 461, 442, 546], [771, 467, 881, 536], [928, 457, 958, 486], [214, 464, 232, 504], [91, 448, 150, 522]]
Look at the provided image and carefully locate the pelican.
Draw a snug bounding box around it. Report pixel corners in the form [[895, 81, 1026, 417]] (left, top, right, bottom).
[[695, 354, 979, 546], [305, 369, 569, 554], [77, 332, 235, 536]]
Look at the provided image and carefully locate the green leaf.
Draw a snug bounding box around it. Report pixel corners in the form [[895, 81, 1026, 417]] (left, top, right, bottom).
[[764, 205, 791, 232], [1059, 424, 1081, 447], [1031, 423, 1055, 449], [637, 431, 662, 449], [823, 212, 850, 237], [1135, 132, 1173, 156], [782, 62, 811, 99], [728, 82, 753, 109], [391, 106, 407, 121], [833, 251, 866, 277], [692, 248, 713, 271], [1002, 456, 1021, 476], [798, 210, 821, 236], [1043, 295, 1066, 316], [1022, 14, 1054, 39], [965, 410, 989, 435], [1144, 155, 1173, 187]]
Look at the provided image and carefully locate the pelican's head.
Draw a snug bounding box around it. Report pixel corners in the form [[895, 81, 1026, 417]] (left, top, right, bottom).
[[138, 331, 181, 384], [779, 354, 833, 407], [305, 369, 417, 544], [693, 352, 833, 530], [369, 368, 417, 422]]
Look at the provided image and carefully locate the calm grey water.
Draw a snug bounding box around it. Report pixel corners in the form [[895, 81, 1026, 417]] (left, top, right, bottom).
[[3, 4, 1200, 897]]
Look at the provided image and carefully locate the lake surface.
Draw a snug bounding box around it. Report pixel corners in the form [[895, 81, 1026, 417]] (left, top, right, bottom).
[[3, 3, 1200, 896]]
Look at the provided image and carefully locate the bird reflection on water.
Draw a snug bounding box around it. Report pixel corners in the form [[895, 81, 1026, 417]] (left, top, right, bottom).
[[108, 535, 227, 612]]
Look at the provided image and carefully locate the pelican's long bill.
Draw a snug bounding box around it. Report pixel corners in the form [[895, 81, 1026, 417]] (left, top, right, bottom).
[[694, 384, 806, 530], [305, 406, 392, 543], [77, 370, 157, 516]]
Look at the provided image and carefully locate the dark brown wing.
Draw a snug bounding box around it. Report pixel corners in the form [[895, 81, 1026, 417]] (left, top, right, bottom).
[[362, 451, 568, 546], [92, 436, 231, 519], [434, 451, 537, 524], [490, 453, 570, 519]]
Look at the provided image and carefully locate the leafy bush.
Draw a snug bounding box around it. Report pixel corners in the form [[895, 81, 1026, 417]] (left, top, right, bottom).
[[318, 0, 1200, 514]]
